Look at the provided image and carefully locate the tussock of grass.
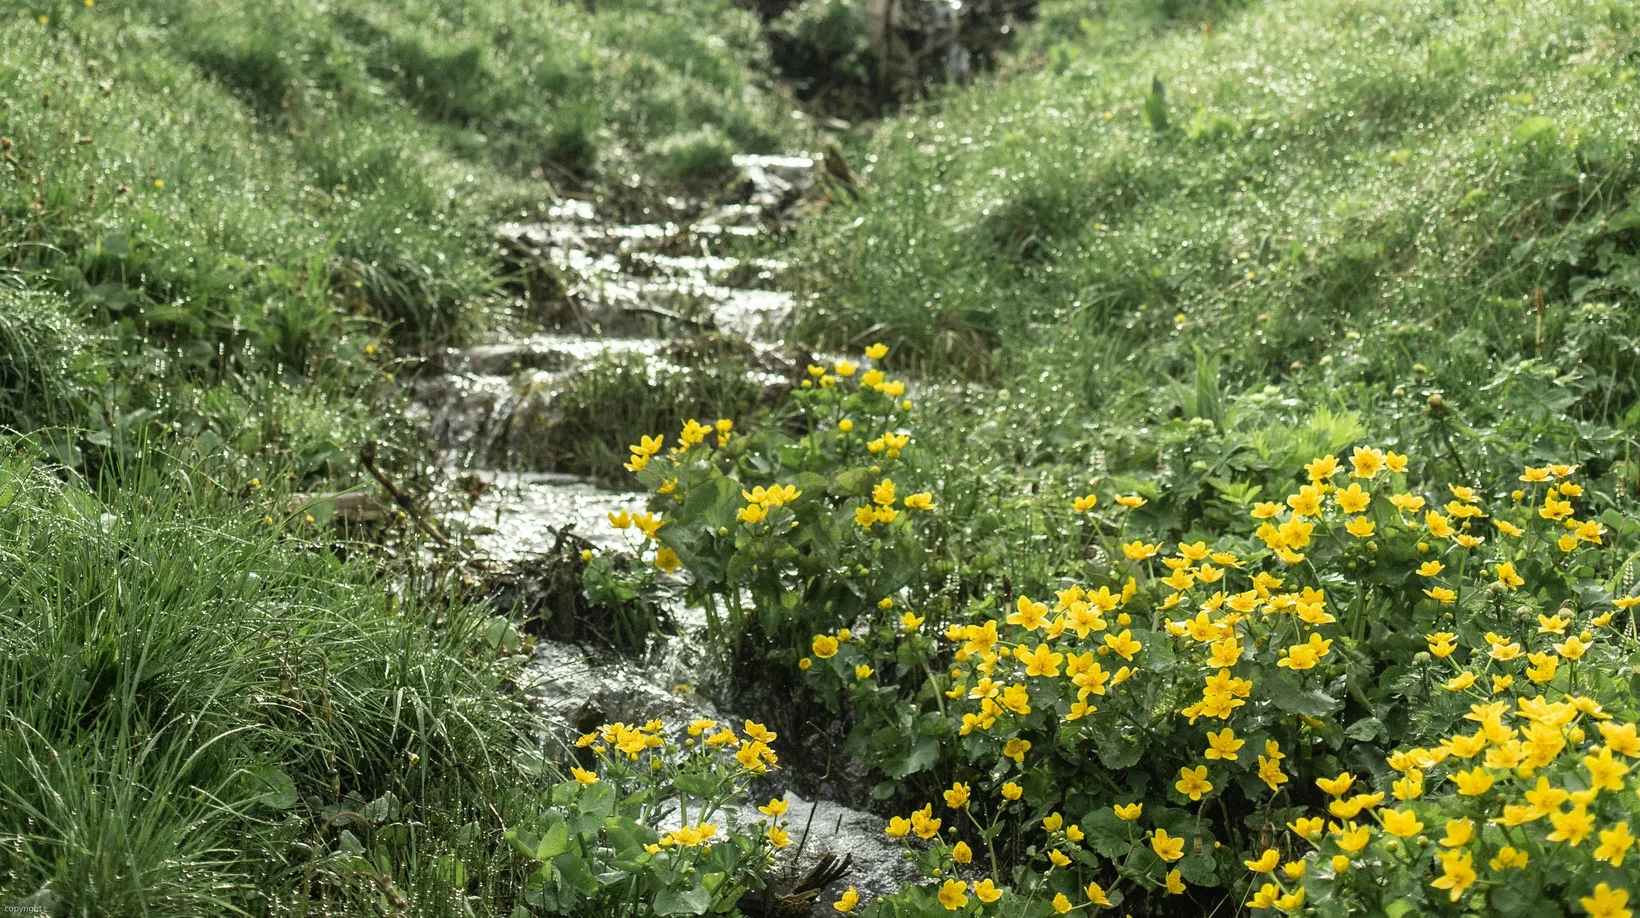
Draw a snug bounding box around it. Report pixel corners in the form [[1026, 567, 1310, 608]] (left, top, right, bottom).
[[0, 286, 96, 432], [0, 452, 524, 913]]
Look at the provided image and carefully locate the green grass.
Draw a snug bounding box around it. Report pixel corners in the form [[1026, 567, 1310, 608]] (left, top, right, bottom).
[[0, 2, 800, 912], [773, 0, 1640, 635], [0, 449, 529, 914], [792, 0, 1640, 428], [0, 0, 794, 486]]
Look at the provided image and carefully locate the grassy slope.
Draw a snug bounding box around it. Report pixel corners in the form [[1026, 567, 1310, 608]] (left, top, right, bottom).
[[793, 0, 1640, 423], [777, 0, 1640, 609], [0, 0, 789, 913]]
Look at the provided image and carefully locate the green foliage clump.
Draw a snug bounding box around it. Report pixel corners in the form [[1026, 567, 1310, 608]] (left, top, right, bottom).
[[628, 344, 1640, 916], [0, 286, 98, 432], [506, 720, 788, 915], [0, 451, 523, 914]]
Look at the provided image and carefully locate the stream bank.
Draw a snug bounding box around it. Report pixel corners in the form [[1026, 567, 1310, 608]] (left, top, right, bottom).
[[413, 155, 914, 909]]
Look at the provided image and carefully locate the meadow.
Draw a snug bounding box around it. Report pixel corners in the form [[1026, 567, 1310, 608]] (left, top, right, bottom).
[[3, 0, 1640, 915]]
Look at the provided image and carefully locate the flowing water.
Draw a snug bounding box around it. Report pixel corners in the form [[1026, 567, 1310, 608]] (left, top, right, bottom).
[[414, 156, 913, 907]]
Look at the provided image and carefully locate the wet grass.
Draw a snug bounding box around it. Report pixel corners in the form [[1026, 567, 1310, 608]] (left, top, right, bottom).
[[0, 1, 799, 913], [791, 0, 1640, 431], [0, 449, 530, 914]]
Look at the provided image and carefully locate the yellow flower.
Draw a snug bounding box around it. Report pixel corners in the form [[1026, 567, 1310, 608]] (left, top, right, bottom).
[[1351, 445, 1386, 478], [1206, 727, 1244, 761], [865, 343, 889, 359], [1432, 849, 1475, 902], [1244, 849, 1279, 873], [1176, 765, 1213, 801], [1104, 629, 1142, 661], [1427, 631, 1458, 657], [1002, 737, 1031, 763], [1151, 828, 1185, 862], [768, 825, 791, 847], [1288, 816, 1324, 841], [1051, 892, 1072, 913], [1601, 721, 1640, 758], [1008, 596, 1050, 630], [1085, 881, 1110, 905], [1017, 643, 1064, 678], [1333, 822, 1371, 853], [834, 360, 858, 378], [943, 782, 970, 809], [1527, 651, 1559, 684], [759, 797, 789, 816], [1122, 539, 1161, 559], [904, 492, 935, 510], [1072, 493, 1098, 512], [1586, 746, 1630, 792], [1165, 870, 1186, 894], [1580, 883, 1632, 918], [1316, 772, 1356, 797], [1440, 817, 1474, 848], [1426, 510, 1455, 538], [1258, 755, 1290, 792], [570, 767, 599, 785], [1048, 849, 1071, 868], [1345, 516, 1376, 538], [1116, 494, 1147, 508], [1496, 561, 1524, 590], [1001, 781, 1023, 801], [886, 817, 910, 838], [1382, 808, 1424, 838], [1425, 586, 1457, 604], [812, 635, 839, 659], [1489, 846, 1528, 870], [873, 478, 896, 506], [654, 547, 682, 572], [910, 804, 941, 840], [1548, 805, 1595, 846], [900, 611, 925, 631], [855, 664, 874, 680], [1597, 823, 1635, 867], [952, 840, 973, 864], [1305, 454, 1341, 481], [936, 879, 968, 911], [1114, 802, 1143, 821], [1337, 482, 1372, 512], [833, 886, 859, 912], [1247, 883, 1280, 908], [974, 879, 1002, 903], [1449, 766, 1494, 797]]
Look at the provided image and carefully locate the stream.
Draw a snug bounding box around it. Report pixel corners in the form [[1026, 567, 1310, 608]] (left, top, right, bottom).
[[410, 156, 914, 909]]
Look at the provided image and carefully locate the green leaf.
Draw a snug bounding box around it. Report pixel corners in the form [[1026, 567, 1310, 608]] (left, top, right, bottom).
[[1266, 673, 1341, 717], [1384, 901, 1420, 918], [554, 850, 600, 895], [537, 820, 571, 861], [1082, 806, 1136, 858], [1096, 730, 1145, 770], [247, 765, 297, 810], [883, 736, 940, 778], [1344, 716, 1383, 741], [1512, 115, 1555, 143], [654, 882, 714, 916]]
